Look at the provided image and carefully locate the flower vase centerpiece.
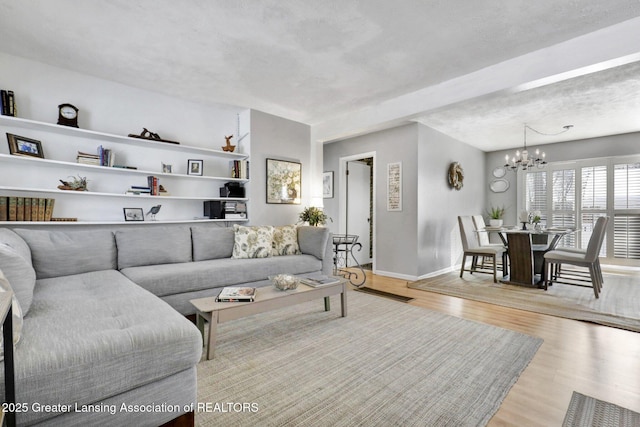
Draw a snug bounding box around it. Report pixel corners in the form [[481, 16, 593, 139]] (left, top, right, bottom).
[[487, 206, 505, 227]]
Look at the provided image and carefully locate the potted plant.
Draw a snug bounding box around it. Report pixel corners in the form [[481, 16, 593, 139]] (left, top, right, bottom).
[[298, 207, 332, 227], [487, 206, 505, 227]]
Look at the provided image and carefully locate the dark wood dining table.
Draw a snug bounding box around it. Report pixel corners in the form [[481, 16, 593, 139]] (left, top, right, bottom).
[[484, 226, 576, 288]]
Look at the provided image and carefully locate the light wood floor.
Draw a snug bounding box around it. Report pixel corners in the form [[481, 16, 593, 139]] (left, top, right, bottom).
[[350, 269, 640, 426]]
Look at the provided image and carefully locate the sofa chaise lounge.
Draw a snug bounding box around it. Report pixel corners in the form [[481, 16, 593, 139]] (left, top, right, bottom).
[[0, 224, 332, 426]]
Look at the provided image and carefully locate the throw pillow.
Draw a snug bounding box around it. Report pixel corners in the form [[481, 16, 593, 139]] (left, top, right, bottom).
[[272, 225, 301, 256], [232, 225, 274, 259], [0, 239, 36, 315], [0, 270, 23, 361]]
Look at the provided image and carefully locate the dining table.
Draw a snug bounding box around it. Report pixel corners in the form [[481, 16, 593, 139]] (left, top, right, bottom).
[[482, 226, 576, 288]]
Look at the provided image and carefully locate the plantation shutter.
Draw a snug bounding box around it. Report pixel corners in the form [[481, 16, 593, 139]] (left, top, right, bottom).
[[614, 163, 640, 259]]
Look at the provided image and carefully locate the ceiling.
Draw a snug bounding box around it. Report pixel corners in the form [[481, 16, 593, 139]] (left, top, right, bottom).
[[1, 0, 640, 151]]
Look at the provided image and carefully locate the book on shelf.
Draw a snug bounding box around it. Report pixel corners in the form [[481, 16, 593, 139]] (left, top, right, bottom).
[[216, 286, 257, 302], [0, 197, 7, 221], [230, 160, 249, 179], [147, 176, 159, 196], [297, 275, 341, 287], [0, 197, 55, 221], [1, 89, 16, 116]]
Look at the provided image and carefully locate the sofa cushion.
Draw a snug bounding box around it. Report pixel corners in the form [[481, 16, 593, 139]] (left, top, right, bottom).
[[116, 226, 192, 269], [298, 226, 330, 260], [0, 229, 36, 314], [272, 224, 301, 256], [7, 269, 202, 426], [232, 224, 274, 259], [121, 254, 322, 298], [0, 271, 23, 360], [191, 226, 234, 261], [14, 228, 116, 279]]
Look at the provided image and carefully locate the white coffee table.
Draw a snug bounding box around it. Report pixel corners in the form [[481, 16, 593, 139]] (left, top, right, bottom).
[[191, 280, 348, 360]]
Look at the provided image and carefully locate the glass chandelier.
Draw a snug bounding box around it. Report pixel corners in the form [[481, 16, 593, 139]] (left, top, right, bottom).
[[504, 124, 573, 171]]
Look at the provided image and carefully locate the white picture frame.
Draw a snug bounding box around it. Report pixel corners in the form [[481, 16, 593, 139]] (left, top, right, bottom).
[[387, 162, 402, 211], [322, 171, 334, 198]]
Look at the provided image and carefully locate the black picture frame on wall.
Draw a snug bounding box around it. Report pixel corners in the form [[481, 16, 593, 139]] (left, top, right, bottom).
[[266, 158, 301, 204], [123, 208, 144, 221]]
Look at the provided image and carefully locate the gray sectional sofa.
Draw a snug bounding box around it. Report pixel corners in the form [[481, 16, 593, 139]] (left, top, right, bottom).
[[0, 224, 332, 426]]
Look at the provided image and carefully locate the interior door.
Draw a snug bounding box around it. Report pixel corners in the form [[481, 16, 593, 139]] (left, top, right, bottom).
[[346, 160, 372, 266]]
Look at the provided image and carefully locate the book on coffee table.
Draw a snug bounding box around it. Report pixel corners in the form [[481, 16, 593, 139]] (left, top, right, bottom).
[[297, 275, 341, 288], [216, 286, 257, 302]]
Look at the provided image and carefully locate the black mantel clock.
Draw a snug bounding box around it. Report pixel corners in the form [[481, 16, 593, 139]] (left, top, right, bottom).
[[57, 103, 79, 127]]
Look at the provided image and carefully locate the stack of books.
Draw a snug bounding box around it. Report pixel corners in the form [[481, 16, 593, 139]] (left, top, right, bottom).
[[215, 287, 256, 302], [0, 89, 16, 116], [0, 197, 55, 221], [125, 186, 151, 196], [297, 275, 341, 288], [76, 146, 115, 166]]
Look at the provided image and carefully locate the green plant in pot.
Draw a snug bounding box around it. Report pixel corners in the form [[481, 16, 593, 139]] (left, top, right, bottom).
[[487, 206, 505, 227], [298, 206, 332, 227]]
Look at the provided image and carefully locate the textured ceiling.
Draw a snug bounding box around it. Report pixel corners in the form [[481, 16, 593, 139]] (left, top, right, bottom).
[[1, 0, 640, 150]]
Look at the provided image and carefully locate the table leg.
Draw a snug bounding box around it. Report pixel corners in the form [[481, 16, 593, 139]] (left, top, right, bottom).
[[340, 286, 347, 317], [324, 296, 330, 311], [206, 311, 219, 360], [195, 312, 205, 344]]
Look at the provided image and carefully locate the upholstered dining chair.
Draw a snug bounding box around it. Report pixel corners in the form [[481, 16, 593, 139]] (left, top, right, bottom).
[[543, 216, 609, 298], [458, 216, 506, 283], [472, 215, 508, 272]]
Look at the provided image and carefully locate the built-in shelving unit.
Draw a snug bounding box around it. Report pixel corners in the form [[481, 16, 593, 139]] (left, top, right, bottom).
[[0, 115, 250, 224]]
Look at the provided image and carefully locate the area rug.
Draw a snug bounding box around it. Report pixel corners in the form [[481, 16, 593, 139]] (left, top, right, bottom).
[[563, 392, 640, 427], [354, 286, 414, 302], [408, 271, 640, 332], [196, 291, 542, 426]]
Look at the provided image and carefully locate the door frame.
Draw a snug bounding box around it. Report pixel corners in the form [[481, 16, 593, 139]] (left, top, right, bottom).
[[339, 151, 376, 270]]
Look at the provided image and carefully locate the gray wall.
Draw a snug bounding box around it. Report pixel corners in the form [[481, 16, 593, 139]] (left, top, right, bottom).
[[323, 123, 485, 280], [248, 110, 311, 226], [485, 131, 640, 225], [323, 124, 418, 278], [417, 125, 486, 277]]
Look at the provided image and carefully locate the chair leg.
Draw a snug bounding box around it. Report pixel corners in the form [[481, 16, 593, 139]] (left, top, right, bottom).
[[589, 265, 600, 298], [460, 254, 467, 278], [492, 255, 497, 283]]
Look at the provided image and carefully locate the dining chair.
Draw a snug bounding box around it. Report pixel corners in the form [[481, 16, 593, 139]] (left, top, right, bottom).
[[543, 216, 609, 298], [471, 215, 508, 273], [458, 216, 506, 283]]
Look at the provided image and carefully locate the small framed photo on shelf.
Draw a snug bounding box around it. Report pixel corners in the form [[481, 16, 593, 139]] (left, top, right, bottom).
[[6, 133, 44, 158], [323, 171, 334, 198], [187, 159, 203, 176], [123, 207, 144, 222]]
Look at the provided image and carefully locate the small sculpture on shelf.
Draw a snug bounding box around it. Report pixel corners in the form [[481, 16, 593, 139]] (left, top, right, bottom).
[[222, 135, 235, 152], [146, 204, 162, 221], [58, 175, 88, 191]]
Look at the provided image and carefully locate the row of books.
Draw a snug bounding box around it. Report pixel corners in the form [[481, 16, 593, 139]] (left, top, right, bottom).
[[1, 89, 16, 116], [126, 176, 161, 195], [230, 160, 249, 179], [76, 145, 115, 167], [215, 275, 341, 302], [0, 197, 55, 222]]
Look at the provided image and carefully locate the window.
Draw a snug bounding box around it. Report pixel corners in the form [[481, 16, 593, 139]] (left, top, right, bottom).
[[520, 156, 640, 264]]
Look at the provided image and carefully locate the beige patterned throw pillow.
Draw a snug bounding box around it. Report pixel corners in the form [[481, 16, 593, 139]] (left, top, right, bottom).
[[232, 225, 275, 259], [272, 225, 301, 256]]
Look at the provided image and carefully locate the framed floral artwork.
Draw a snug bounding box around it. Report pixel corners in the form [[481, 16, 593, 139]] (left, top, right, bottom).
[[266, 158, 301, 204]]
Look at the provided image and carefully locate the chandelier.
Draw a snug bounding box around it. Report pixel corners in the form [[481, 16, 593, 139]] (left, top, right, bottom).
[[504, 124, 573, 171]]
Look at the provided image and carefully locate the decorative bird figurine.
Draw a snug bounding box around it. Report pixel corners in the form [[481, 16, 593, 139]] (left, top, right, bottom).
[[146, 205, 161, 221]]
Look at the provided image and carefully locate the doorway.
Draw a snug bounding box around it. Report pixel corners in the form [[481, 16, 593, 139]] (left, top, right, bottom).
[[339, 152, 375, 269]]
